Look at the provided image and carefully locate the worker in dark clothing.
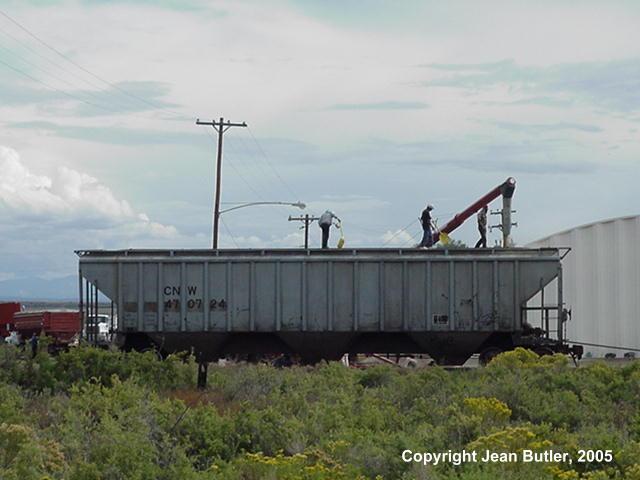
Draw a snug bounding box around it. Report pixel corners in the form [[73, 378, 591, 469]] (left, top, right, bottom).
[[30, 333, 38, 358], [418, 204, 436, 248], [475, 205, 488, 248], [318, 210, 340, 249]]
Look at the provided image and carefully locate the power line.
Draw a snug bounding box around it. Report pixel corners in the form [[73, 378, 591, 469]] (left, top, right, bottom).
[[224, 136, 272, 201], [567, 340, 640, 353], [233, 134, 283, 199], [0, 39, 128, 115], [220, 217, 240, 248], [206, 131, 265, 201], [246, 126, 299, 200], [0, 26, 109, 94], [0, 26, 131, 113], [0, 56, 119, 114], [0, 9, 186, 118], [382, 218, 419, 246], [403, 229, 421, 247], [197, 117, 247, 249]]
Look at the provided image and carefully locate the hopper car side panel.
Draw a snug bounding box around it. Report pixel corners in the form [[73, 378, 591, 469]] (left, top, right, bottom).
[[78, 248, 566, 364]]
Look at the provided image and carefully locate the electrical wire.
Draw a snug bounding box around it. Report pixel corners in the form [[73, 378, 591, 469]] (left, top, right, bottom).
[[246, 126, 299, 200], [382, 218, 419, 246], [207, 132, 266, 201], [0, 26, 110, 94], [0, 9, 187, 118], [0, 40, 130, 115], [403, 229, 421, 247], [224, 136, 274, 201], [220, 217, 240, 248], [0, 56, 119, 114], [567, 340, 640, 353], [233, 134, 283, 199]]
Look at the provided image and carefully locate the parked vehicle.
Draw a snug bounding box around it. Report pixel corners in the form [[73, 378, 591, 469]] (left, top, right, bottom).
[[0, 302, 22, 337], [83, 314, 113, 346], [4, 331, 20, 346], [12, 311, 81, 349]]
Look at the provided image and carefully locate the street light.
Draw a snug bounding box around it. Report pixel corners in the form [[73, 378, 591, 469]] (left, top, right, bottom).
[[219, 201, 306, 215], [215, 201, 306, 247]]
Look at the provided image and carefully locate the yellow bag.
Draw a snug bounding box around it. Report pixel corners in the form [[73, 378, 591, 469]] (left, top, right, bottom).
[[337, 223, 345, 249], [439, 231, 450, 245]]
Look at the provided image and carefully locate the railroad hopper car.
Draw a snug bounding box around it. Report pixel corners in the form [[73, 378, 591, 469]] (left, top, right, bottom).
[[77, 248, 582, 365]]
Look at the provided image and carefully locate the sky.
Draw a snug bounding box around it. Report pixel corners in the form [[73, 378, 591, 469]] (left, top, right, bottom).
[[0, 0, 639, 297]]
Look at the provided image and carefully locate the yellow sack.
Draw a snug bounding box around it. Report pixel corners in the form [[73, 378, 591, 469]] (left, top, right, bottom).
[[439, 231, 450, 245], [337, 223, 345, 249]]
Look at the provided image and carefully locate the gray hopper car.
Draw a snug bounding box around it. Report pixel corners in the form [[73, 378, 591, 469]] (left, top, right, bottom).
[[77, 248, 582, 365]]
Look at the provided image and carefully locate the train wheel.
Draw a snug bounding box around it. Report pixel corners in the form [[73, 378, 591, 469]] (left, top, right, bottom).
[[479, 347, 503, 366], [533, 347, 554, 357], [142, 347, 164, 361]]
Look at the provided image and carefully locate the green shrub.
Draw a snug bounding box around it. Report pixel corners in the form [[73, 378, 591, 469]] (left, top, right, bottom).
[[0, 344, 639, 479]]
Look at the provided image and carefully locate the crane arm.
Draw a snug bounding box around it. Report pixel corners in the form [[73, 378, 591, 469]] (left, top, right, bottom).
[[439, 177, 516, 236]]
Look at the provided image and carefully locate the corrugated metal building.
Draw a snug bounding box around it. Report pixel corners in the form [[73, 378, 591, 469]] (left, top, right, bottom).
[[527, 215, 640, 357]]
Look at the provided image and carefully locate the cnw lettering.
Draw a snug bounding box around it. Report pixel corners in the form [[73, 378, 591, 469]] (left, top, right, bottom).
[[163, 285, 198, 296]]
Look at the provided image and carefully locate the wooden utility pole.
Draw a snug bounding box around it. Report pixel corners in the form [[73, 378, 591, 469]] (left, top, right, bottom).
[[288, 214, 319, 249], [196, 117, 247, 248]]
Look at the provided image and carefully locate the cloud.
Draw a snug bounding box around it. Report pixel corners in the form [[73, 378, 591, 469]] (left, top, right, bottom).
[[80, 0, 212, 12], [306, 195, 390, 213], [6, 121, 201, 146], [0, 145, 177, 236], [0, 75, 180, 117], [423, 58, 640, 113], [71, 81, 182, 117], [341, 138, 600, 175], [381, 229, 416, 247], [328, 101, 429, 110], [480, 96, 575, 108], [490, 121, 602, 133]]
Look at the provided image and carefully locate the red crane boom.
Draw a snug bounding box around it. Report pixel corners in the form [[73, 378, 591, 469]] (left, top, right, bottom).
[[438, 177, 516, 237]]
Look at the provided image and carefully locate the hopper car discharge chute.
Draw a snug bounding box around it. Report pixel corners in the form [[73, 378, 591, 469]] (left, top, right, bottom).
[[77, 245, 583, 376]]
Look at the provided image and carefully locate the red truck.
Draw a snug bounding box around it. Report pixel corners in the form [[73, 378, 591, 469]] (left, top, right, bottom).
[[12, 311, 81, 346], [0, 302, 22, 337]]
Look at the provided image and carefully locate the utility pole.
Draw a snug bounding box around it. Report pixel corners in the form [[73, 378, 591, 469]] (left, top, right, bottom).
[[288, 214, 319, 249], [196, 117, 247, 249]]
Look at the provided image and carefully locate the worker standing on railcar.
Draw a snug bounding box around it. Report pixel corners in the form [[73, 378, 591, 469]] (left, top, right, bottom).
[[418, 204, 436, 248], [318, 210, 341, 249], [475, 205, 488, 248]]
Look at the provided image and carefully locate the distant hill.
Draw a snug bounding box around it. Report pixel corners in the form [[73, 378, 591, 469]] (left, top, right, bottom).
[[0, 275, 78, 301]]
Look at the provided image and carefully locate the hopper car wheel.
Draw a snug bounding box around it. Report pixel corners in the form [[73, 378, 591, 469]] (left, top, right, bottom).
[[533, 347, 554, 357], [142, 347, 164, 361], [479, 347, 503, 366]]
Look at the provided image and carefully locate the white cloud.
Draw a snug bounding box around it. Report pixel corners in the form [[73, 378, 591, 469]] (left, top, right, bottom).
[[0, 145, 177, 237], [1, 1, 640, 295], [381, 229, 417, 247]]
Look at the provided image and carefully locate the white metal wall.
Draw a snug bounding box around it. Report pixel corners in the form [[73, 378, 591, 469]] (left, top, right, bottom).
[[527, 215, 640, 357]]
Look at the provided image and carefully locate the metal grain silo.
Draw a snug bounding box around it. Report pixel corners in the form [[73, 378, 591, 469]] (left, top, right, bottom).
[[527, 215, 640, 357]]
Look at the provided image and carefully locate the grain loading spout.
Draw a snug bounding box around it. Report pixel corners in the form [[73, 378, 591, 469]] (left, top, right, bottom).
[[438, 177, 516, 247]]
